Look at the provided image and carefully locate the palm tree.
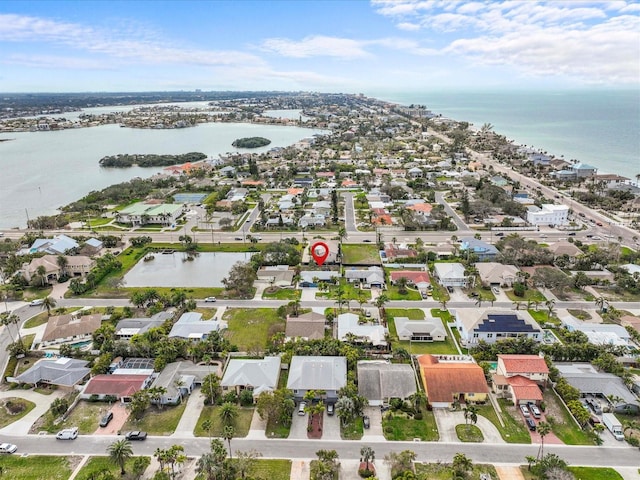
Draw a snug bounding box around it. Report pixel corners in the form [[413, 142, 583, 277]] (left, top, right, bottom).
[[218, 402, 239, 427], [56, 255, 68, 279], [36, 265, 47, 287], [42, 296, 56, 316], [396, 277, 409, 294], [452, 453, 473, 478], [201, 418, 213, 441], [544, 299, 556, 321], [107, 438, 133, 475], [537, 420, 551, 460], [594, 296, 607, 313], [223, 424, 235, 459], [463, 405, 478, 431], [360, 446, 375, 474]]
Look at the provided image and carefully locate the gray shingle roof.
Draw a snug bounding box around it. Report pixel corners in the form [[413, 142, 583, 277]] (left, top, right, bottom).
[[221, 356, 281, 396], [357, 361, 417, 402], [287, 356, 347, 391], [15, 357, 90, 387]]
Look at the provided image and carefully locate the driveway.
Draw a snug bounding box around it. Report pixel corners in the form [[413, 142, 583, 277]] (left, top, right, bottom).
[[301, 288, 317, 301], [362, 406, 384, 440], [322, 410, 341, 440], [94, 402, 128, 436], [0, 389, 65, 435], [433, 408, 505, 444], [289, 409, 310, 440]]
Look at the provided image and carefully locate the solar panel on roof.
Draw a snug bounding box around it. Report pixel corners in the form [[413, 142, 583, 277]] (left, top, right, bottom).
[[475, 314, 539, 333]]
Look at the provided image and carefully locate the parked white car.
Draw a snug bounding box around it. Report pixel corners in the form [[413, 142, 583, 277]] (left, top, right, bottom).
[[0, 443, 17, 454], [520, 405, 530, 417]]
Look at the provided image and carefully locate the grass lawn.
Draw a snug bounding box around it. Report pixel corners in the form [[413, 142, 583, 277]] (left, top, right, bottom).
[[341, 416, 364, 440], [567, 309, 592, 320], [262, 287, 301, 300], [341, 244, 381, 265], [0, 455, 78, 480], [543, 389, 595, 445], [386, 308, 425, 320], [265, 416, 291, 438], [382, 411, 439, 441], [527, 309, 559, 326], [415, 463, 497, 480], [567, 467, 624, 480], [386, 286, 422, 301], [456, 424, 484, 442], [476, 401, 531, 444], [121, 403, 186, 436], [223, 308, 285, 351], [15, 356, 42, 376], [248, 459, 292, 480], [23, 311, 49, 329], [388, 317, 459, 355], [317, 281, 371, 301], [505, 288, 546, 302], [192, 307, 216, 320], [76, 456, 148, 480], [194, 405, 254, 437], [0, 397, 35, 428]]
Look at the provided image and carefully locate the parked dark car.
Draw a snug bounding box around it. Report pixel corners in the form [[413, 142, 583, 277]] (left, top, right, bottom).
[[125, 431, 147, 441], [99, 412, 113, 428], [526, 418, 537, 431], [363, 416, 370, 429]]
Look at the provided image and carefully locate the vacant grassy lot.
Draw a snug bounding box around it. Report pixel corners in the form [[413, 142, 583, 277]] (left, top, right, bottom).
[[544, 389, 595, 445], [0, 455, 78, 480], [386, 308, 425, 320], [0, 397, 35, 428], [194, 405, 254, 437], [56, 400, 107, 434], [76, 456, 148, 480], [476, 401, 531, 444], [316, 281, 371, 301], [505, 288, 546, 302], [223, 308, 285, 351], [121, 402, 186, 436], [249, 459, 292, 480], [382, 411, 439, 441], [568, 467, 624, 480], [415, 462, 497, 480], [341, 244, 381, 265], [262, 287, 301, 300]]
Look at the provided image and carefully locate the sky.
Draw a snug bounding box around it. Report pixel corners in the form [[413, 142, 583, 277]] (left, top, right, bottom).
[[0, 0, 638, 93]]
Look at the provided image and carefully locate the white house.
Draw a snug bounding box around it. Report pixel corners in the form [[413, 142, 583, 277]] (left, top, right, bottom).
[[454, 308, 542, 347], [526, 204, 569, 226], [337, 313, 388, 347], [394, 317, 447, 342], [433, 262, 467, 287]]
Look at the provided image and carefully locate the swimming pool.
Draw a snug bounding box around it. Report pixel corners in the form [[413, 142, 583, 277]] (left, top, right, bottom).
[[69, 340, 93, 349]]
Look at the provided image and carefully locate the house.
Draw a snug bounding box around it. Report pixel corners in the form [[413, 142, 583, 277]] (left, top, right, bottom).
[[20, 255, 96, 283], [526, 204, 569, 226], [312, 201, 332, 216], [418, 355, 489, 408], [454, 308, 542, 347], [287, 356, 347, 402], [389, 271, 430, 291], [11, 357, 90, 389], [257, 265, 295, 287], [81, 374, 153, 403], [556, 363, 639, 413], [299, 213, 326, 228], [475, 263, 520, 287], [150, 361, 196, 405], [547, 241, 583, 260], [25, 234, 79, 255], [299, 270, 340, 287], [337, 313, 388, 347], [218, 166, 236, 177], [459, 238, 499, 261], [220, 356, 281, 399], [168, 312, 221, 341], [394, 316, 447, 342], [492, 354, 549, 406], [345, 267, 385, 288], [560, 315, 631, 347], [357, 361, 417, 406], [115, 311, 173, 340], [383, 244, 417, 262], [285, 311, 326, 340], [305, 240, 340, 265], [433, 262, 467, 287], [572, 162, 597, 178], [41, 313, 102, 348], [117, 202, 184, 226], [84, 238, 104, 254]]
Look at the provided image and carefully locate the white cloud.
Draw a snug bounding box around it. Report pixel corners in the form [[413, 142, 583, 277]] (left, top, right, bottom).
[[4, 54, 113, 70], [260, 35, 371, 59], [396, 22, 421, 31]]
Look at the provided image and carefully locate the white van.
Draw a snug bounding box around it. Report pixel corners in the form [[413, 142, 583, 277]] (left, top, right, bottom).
[[56, 427, 78, 440]]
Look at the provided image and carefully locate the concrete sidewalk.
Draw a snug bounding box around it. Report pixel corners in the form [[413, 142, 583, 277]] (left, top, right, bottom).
[[171, 388, 205, 438]]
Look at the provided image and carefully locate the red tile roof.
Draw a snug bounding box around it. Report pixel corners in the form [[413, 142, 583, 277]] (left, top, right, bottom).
[[84, 374, 149, 398], [506, 375, 543, 402], [390, 271, 430, 284], [418, 355, 489, 404], [408, 203, 433, 214], [499, 355, 549, 375], [372, 214, 393, 226], [316, 171, 335, 178]]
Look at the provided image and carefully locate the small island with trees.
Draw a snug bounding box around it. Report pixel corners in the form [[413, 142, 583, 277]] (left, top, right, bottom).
[[98, 152, 207, 168], [232, 136, 271, 148]]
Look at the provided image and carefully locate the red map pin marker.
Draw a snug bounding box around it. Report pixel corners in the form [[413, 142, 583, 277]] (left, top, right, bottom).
[[311, 241, 330, 266]]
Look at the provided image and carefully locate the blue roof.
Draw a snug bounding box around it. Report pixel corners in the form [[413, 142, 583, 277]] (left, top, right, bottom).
[[474, 314, 538, 333]]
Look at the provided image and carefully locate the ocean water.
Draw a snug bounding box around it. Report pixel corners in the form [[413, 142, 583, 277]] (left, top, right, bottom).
[[371, 89, 639, 180]]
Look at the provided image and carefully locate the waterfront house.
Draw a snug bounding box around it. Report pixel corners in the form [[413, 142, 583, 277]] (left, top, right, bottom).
[[20, 254, 95, 284]]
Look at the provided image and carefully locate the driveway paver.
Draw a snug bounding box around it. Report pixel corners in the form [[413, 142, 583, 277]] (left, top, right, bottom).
[[495, 465, 526, 480]]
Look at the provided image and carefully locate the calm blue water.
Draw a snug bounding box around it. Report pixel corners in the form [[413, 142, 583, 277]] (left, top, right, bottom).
[[371, 89, 639, 179]]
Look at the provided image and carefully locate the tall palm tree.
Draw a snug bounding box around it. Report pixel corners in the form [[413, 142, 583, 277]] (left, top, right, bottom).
[[223, 424, 235, 459], [42, 296, 56, 316], [56, 255, 68, 279], [360, 446, 375, 474], [544, 299, 556, 321], [107, 438, 133, 475], [537, 420, 551, 460], [218, 402, 239, 428], [36, 265, 47, 287]]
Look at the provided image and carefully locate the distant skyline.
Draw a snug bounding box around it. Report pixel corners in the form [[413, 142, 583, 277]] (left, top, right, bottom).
[[0, 0, 638, 93]]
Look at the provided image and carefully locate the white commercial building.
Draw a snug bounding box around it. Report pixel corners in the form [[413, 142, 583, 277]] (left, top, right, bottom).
[[526, 204, 569, 226]]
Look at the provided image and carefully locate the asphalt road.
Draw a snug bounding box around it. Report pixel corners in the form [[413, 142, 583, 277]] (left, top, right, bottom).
[[1, 433, 638, 468]]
